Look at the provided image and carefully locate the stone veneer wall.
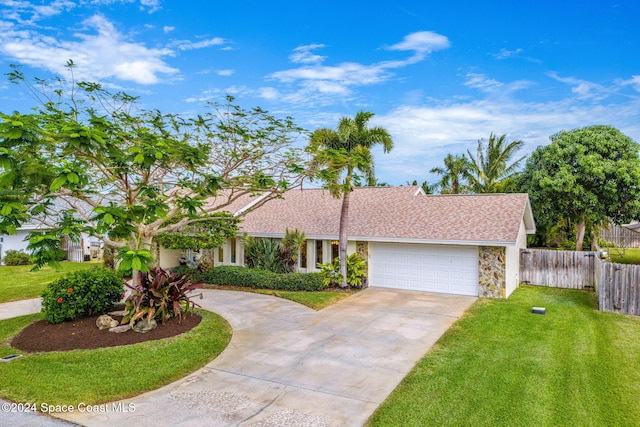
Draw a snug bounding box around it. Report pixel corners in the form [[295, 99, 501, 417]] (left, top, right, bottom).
[[479, 246, 506, 298]]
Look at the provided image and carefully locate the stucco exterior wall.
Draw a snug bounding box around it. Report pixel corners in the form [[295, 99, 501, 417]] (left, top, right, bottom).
[[1, 231, 30, 252], [505, 220, 528, 297], [159, 247, 182, 270], [479, 246, 506, 298]]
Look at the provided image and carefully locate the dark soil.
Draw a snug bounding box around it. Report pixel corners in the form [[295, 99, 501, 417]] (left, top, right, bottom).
[[11, 309, 201, 353]]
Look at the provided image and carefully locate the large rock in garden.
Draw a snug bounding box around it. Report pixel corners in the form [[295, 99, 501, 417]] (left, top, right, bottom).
[[109, 324, 132, 333], [133, 318, 157, 333], [96, 315, 119, 330]]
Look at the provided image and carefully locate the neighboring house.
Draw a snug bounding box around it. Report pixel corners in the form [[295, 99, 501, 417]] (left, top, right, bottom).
[[159, 186, 536, 298], [1, 223, 99, 264], [0, 224, 42, 263]]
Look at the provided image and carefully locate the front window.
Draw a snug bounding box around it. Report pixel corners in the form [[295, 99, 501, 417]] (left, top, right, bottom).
[[315, 240, 323, 266], [300, 240, 307, 269], [218, 246, 224, 263], [331, 240, 339, 262], [230, 238, 237, 263]]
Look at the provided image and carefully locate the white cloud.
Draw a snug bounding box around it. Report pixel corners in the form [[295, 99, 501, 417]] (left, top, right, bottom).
[[289, 44, 326, 64], [464, 73, 503, 92], [170, 36, 225, 51], [163, 25, 175, 33], [139, 0, 160, 13], [0, 0, 76, 23], [372, 97, 640, 184], [464, 72, 533, 95], [547, 72, 612, 100], [620, 75, 640, 92], [88, 0, 161, 13], [216, 69, 234, 76], [267, 31, 450, 107], [386, 30, 450, 63], [493, 48, 523, 59], [0, 14, 178, 84]]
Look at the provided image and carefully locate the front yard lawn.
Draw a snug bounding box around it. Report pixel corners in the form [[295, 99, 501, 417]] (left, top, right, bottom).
[[0, 310, 231, 405], [0, 262, 99, 303], [367, 285, 640, 427]]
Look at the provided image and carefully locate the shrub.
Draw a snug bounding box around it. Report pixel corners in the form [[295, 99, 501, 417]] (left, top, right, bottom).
[[597, 238, 617, 248], [318, 253, 367, 288], [242, 235, 286, 273], [41, 267, 124, 324], [123, 267, 203, 325], [196, 266, 326, 291], [3, 250, 31, 266]]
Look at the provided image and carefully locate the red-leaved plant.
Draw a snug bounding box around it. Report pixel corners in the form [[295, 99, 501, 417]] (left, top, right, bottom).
[[122, 267, 203, 326]]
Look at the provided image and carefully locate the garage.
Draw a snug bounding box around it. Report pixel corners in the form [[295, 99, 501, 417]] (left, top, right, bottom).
[[368, 242, 479, 296]]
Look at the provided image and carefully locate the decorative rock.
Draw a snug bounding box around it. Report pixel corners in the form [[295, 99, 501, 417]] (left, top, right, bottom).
[[109, 324, 132, 333], [96, 315, 119, 330], [133, 318, 157, 333], [108, 310, 127, 317]]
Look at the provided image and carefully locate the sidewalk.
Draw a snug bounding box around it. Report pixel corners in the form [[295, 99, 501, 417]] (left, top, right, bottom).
[[0, 298, 41, 321]]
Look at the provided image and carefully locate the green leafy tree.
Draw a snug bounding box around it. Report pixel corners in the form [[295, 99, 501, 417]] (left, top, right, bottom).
[[466, 133, 525, 193], [519, 125, 640, 250], [307, 111, 393, 288], [0, 64, 306, 282], [430, 154, 470, 194]]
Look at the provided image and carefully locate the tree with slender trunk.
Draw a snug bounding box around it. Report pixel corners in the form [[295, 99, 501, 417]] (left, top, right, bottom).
[[306, 111, 393, 288], [466, 133, 525, 193], [430, 154, 470, 194]]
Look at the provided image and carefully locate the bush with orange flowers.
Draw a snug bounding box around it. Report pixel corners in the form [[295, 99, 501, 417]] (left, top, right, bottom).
[[41, 267, 124, 323]]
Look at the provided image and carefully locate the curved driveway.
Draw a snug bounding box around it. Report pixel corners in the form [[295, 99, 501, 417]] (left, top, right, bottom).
[[41, 288, 473, 426]]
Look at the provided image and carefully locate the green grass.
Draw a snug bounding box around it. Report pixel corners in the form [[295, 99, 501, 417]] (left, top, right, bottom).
[[603, 247, 640, 265], [251, 289, 352, 310], [0, 262, 99, 303], [0, 310, 231, 405], [367, 285, 640, 427], [204, 284, 353, 310]]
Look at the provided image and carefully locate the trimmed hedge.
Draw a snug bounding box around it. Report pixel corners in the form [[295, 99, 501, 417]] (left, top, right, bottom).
[[182, 265, 326, 291]]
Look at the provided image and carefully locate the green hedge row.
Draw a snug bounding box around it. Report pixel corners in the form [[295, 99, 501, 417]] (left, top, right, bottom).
[[174, 265, 327, 291]]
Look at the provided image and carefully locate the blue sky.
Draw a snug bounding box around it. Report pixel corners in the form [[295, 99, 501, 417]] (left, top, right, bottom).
[[0, 0, 639, 186]]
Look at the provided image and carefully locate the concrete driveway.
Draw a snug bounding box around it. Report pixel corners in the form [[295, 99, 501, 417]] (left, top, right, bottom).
[[51, 288, 475, 427]]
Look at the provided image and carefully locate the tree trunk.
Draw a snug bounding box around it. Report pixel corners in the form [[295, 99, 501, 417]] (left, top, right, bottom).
[[130, 235, 154, 287], [338, 189, 350, 288], [575, 216, 586, 251]]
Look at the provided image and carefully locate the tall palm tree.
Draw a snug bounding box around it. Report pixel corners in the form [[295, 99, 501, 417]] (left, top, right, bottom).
[[466, 133, 525, 193], [307, 111, 393, 288], [430, 154, 470, 194]]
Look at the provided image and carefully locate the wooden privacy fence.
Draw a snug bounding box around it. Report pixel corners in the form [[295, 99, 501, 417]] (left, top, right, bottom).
[[596, 256, 640, 316], [520, 248, 640, 316], [519, 249, 596, 289], [600, 224, 640, 248]]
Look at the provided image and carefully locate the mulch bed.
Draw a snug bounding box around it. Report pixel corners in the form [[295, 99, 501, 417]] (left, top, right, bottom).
[[10, 310, 201, 353]]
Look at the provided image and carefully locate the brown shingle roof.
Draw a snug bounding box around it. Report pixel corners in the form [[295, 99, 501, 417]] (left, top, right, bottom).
[[234, 186, 534, 245]]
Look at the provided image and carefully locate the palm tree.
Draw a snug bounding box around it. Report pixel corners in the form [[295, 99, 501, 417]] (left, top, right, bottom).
[[307, 111, 393, 288], [430, 154, 470, 194], [466, 133, 525, 193]]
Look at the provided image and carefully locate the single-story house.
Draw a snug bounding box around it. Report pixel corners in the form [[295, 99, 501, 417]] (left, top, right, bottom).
[[1, 223, 100, 264], [0, 222, 46, 264], [159, 186, 536, 298]]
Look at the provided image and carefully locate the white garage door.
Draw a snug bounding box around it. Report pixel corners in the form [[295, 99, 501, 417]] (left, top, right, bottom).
[[369, 243, 479, 296]]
